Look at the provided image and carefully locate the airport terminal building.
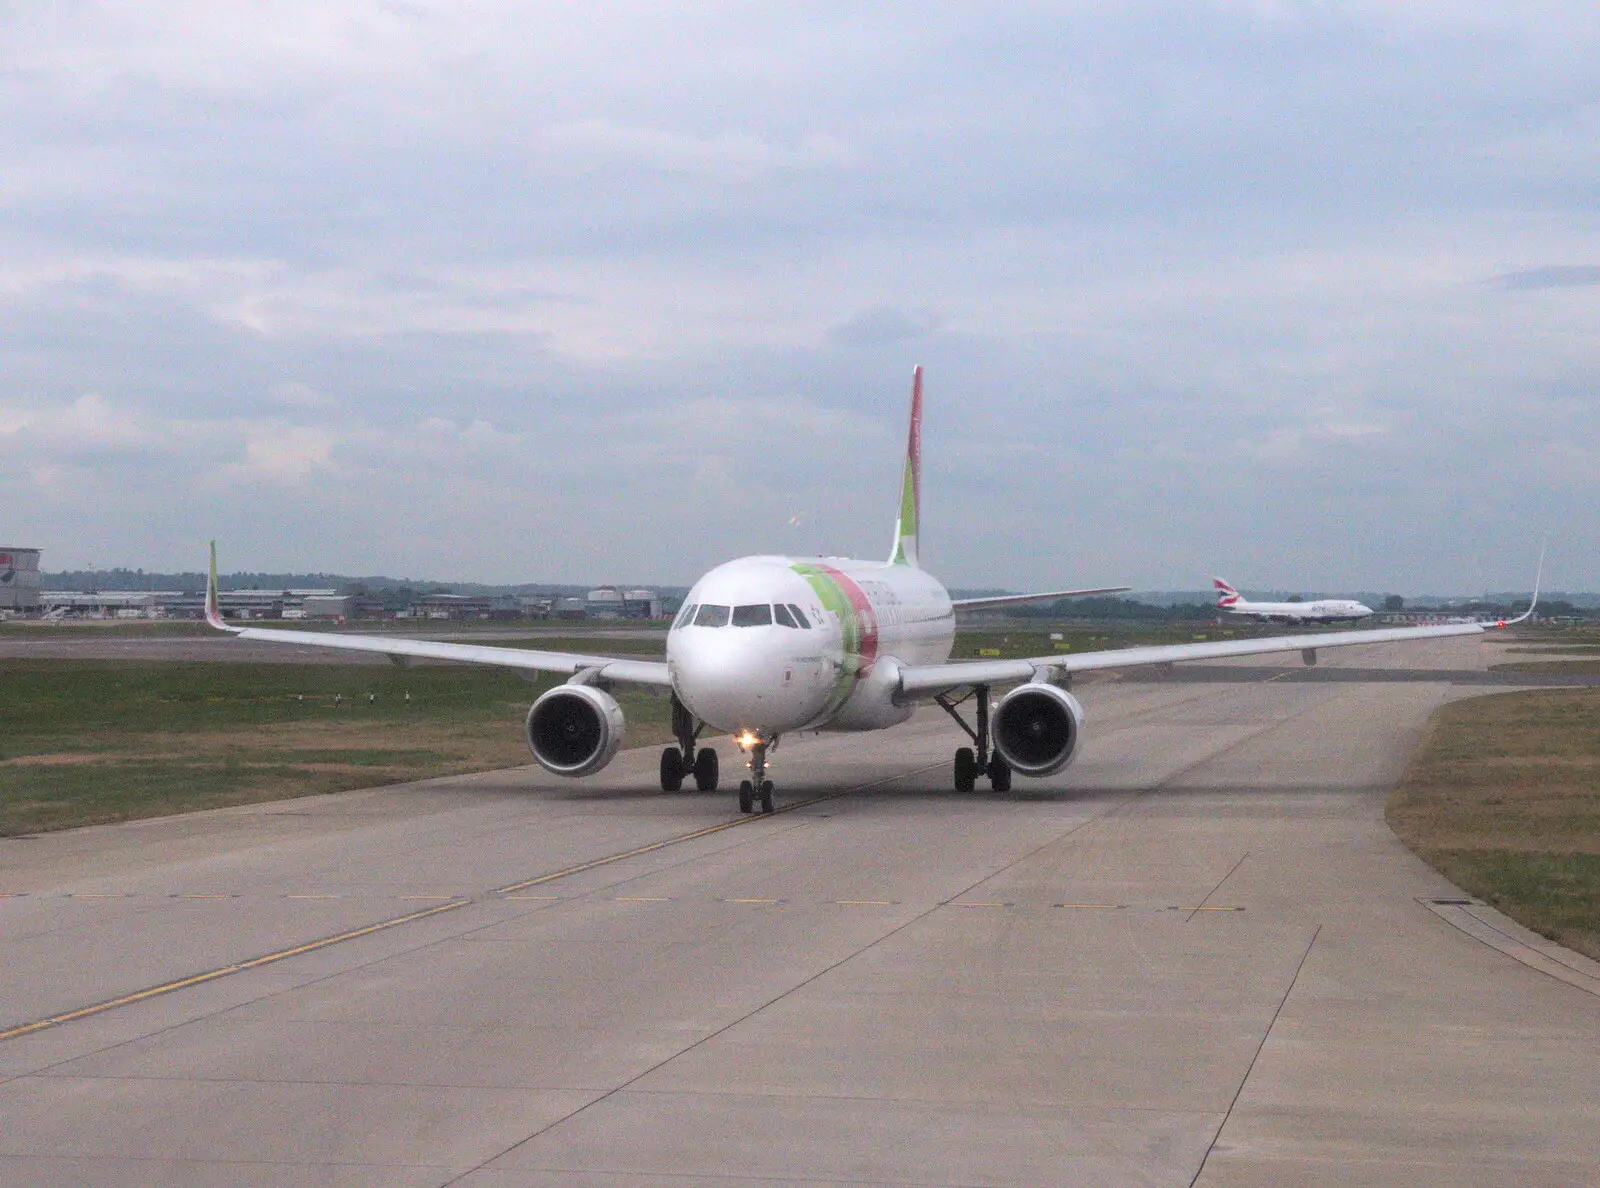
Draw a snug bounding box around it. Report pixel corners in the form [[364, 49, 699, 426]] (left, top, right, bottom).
[[0, 547, 42, 612]]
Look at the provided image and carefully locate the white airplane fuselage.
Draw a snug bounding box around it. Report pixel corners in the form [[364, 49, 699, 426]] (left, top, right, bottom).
[[1221, 598, 1372, 624], [666, 554, 955, 738]]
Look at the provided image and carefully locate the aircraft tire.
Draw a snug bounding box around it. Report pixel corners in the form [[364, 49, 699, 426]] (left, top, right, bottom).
[[694, 747, 719, 792], [659, 747, 684, 792], [954, 747, 977, 795], [760, 780, 775, 814], [987, 754, 1012, 793], [738, 780, 754, 814]]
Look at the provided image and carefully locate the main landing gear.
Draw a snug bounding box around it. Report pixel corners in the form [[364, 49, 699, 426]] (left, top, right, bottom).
[[660, 695, 719, 793], [737, 738, 776, 815], [934, 685, 1012, 794]]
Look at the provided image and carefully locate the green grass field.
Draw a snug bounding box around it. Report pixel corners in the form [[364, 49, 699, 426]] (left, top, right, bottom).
[[0, 660, 673, 836], [1387, 689, 1600, 960]]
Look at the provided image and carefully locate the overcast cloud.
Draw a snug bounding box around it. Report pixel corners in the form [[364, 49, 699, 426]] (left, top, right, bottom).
[[2, 1, 1596, 592]]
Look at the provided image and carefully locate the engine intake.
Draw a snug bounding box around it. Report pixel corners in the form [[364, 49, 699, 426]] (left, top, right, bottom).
[[525, 683, 625, 777], [992, 682, 1084, 777]]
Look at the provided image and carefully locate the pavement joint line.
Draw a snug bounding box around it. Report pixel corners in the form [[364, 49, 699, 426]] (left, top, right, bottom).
[[1186, 849, 1252, 923], [614, 896, 670, 902], [0, 899, 467, 1044], [441, 780, 1150, 1183], [1188, 925, 1322, 1185], [488, 760, 947, 899], [0, 759, 947, 1047], [724, 897, 780, 904], [1422, 898, 1600, 996]]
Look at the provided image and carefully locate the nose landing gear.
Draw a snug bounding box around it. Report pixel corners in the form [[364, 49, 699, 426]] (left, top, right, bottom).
[[737, 738, 776, 814]]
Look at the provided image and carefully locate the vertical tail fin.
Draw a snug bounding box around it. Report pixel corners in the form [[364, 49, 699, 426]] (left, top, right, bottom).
[[1212, 576, 1240, 608], [888, 365, 923, 566], [204, 541, 232, 632]]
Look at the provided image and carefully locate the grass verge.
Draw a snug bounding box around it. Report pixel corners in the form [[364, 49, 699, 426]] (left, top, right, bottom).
[[1387, 688, 1600, 960], [0, 660, 673, 836]]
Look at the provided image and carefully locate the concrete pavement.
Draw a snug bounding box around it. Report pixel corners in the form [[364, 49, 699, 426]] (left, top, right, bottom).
[[1, 636, 1597, 1185]]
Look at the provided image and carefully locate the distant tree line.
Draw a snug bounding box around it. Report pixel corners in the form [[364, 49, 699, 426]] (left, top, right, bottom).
[[41, 569, 614, 597]]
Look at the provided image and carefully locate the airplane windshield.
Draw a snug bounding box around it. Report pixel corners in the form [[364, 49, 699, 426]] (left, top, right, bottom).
[[672, 603, 698, 629], [773, 603, 798, 628], [788, 603, 811, 628], [732, 604, 772, 627], [694, 604, 731, 628]]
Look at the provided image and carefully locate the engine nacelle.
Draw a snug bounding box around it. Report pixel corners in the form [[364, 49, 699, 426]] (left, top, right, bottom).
[[525, 683, 625, 777], [992, 682, 1084, 777]]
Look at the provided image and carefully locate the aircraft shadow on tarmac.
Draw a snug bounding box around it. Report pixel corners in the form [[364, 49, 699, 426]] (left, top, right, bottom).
[[460, 774, 1385, 808]]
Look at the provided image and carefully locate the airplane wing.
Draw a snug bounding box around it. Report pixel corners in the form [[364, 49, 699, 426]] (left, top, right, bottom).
[[908, 548, 1543, 698], [897, 620, 1495, 699], [952, 586, 1132, 611], [202, 544, 671, 687]]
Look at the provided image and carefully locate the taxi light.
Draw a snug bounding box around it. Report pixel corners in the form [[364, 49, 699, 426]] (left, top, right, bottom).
[[736, 730, 760, 750]]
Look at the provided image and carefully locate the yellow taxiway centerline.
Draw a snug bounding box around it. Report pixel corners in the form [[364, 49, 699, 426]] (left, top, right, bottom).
[[0, 900, 465, 1043], [1, 760, 948, 1045]]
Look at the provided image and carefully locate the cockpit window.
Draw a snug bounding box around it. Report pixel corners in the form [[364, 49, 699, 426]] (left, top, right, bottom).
[[788, 603, 811, 628], [773, 603, 798, 628], [732, 603, 773, 627], [693, 604, 731, 628], [672, 603, 698, 629]]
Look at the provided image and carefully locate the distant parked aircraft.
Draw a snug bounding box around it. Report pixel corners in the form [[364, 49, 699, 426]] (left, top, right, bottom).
[[1212, 577, 1372, 624]]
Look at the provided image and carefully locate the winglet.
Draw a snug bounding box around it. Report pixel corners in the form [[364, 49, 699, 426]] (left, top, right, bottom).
[[204, 541, 233, 632], [1495, 540, 1546, 628], [888, 365, 922, 567]]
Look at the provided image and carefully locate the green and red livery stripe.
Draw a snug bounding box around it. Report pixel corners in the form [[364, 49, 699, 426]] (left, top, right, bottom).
[[792, 561, 880, 716], [889, 365, 922, 566]]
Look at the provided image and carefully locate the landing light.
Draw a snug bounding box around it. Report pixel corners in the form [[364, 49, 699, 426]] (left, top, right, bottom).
[[736, 730, 760, 750]]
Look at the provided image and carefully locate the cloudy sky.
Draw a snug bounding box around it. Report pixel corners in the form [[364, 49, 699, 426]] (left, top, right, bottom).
[[2, 2, 1595, 593]]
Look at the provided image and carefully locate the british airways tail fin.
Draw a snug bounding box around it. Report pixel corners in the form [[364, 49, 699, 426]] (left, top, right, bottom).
[[888, 366, 923, 566], [1213, 577, 1242, 609]]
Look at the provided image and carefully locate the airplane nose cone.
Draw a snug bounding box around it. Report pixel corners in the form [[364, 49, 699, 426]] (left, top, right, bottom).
[[668, 632, 825, 734]]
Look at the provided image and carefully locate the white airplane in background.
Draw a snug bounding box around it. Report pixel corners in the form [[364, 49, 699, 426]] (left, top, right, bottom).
[[206, 368, 1536, 814], [1212, 578, 1373, 624]]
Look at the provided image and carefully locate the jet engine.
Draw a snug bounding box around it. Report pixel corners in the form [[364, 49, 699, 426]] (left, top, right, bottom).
[[525, 683, 625, 777], [991, 682, 1084, 777]]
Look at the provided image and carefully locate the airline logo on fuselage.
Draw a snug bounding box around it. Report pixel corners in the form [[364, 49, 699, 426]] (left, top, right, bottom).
[[792, 561, 880, 716]]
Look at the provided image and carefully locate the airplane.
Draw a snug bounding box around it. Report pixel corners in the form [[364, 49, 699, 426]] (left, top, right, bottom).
[[1212, 577, 1373, 624], [204, 367, 1536, 815]]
